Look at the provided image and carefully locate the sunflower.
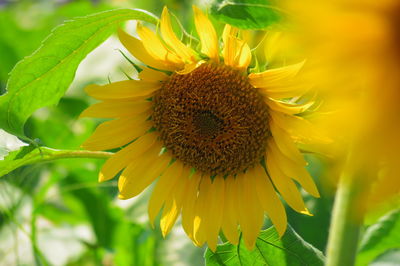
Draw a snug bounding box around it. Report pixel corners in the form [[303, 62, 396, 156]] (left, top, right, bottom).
[[80, 6, 324, 250], [283, 0, 400, 216]]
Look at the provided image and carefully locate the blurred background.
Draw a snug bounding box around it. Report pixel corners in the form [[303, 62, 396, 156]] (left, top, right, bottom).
[[0, 0, 347, 265]]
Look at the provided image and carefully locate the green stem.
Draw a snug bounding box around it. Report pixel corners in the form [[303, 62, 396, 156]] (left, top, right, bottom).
[[0, 147, 112, 177], [326, 163, 362, 266]]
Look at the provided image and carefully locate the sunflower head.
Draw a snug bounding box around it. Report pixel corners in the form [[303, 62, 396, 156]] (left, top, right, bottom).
[[153, 63, 271, 177], [80, 6, 326, 251]]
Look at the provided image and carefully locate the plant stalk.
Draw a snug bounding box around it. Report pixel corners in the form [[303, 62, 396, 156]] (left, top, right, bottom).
[[0, 147, 112, 177], [325, 162, 363, 266]]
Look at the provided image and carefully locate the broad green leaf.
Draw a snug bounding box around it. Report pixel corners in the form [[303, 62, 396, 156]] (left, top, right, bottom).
[[210, 0, 282, 30], [0, 8, 158, 137], [205, 225, 325, 266], [356, 209, 400, 266], [0, 1, 114, 88]]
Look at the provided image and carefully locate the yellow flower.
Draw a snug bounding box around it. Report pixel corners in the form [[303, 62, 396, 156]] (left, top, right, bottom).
[[283, 0, 400, 215], [80, 6, 323, 250]]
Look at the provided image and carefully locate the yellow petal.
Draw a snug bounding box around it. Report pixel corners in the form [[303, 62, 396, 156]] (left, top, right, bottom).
[[203, 176, 225, 252], [176, 60, 204, 75], [257, 82, 311, 99], [268, 139, 320, 197], [248, 60, 305, 88], [270, 120, 307, 166], [139, 67, 169, 82], [118, 28, 177, 71], [85, 80, 159, 100], [193, 176, 210, 246], [223, 34, 236, 67], [265, 97, 314, 115], [161, 7, 195, 62], [160, 167, 192, 237], [160, 197, 179, 237], [182, 172, 202, 241], [80, 99, 152, 119], [237, 173, 264, 250], [148, 162, 184, 225], [221, 177, 239, 245], [82, 116, 151, 151], [118, 142, 171, 199], [235, 40, 251, 70], [223, 35, 251, 70], [137, 23, 183, 66], [252, 165, 287, 237], [266, 155, 308, 213], [193, 6, 219, 62], [99, 132, 157, 182], [222, 24, 238, 45], [271, 111, 331, 144]]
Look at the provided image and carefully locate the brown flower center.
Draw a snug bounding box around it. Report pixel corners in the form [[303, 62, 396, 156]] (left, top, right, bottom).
[[152, 63, 270, 176], [192, 110, 223, 137]]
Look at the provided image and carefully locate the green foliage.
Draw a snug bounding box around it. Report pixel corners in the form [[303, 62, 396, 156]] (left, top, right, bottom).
[[0, 1, 115, 90], [356, 209, 400, 266], [205, 226, 325, 266], [0, 8, 158, 137], [209, 0, 282, 29], [113, 221, 160, 266], [60, 171, 118, 248], [26, 97, 93, 149]]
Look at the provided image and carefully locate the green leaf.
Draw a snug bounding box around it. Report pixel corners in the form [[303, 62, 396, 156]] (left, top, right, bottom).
[[210, 0, 282, 30], [0, 8, 158, 137], [356, 209, 400, 266], [205, 225, 325, 265]]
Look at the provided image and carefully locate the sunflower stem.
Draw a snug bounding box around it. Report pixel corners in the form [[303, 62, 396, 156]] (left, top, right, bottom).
[[0, 147, 112, 177], [326, 155, 363, 266]]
